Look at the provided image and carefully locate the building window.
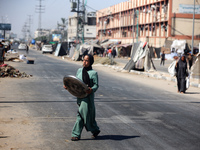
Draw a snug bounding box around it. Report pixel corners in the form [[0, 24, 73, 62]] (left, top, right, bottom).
[[88, 17, 96, 25]]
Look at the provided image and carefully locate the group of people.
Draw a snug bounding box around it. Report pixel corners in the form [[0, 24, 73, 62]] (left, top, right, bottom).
[[106, 47, 117, 59]]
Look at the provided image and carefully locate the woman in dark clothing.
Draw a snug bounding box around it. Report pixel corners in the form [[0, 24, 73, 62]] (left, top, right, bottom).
[[175, 55, 188, 93]]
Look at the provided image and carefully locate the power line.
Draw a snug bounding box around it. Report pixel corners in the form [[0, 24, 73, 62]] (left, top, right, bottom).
[[35, 0, 45, 30]]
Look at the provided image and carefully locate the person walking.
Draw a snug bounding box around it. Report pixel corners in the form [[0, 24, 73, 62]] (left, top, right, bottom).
[[63, 54, 100, 141], [112, 47, 117, 58], [187, 53, 193, 70], [26, 44, 29, 54], [0, 42, 5, 65], [160, 51, 165, 66], [175, 55, 188, 94], [107, 48, 112, 59]]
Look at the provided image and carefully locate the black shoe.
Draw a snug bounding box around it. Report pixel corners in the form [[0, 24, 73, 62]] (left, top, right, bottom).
[[92, 130, 100, 139]]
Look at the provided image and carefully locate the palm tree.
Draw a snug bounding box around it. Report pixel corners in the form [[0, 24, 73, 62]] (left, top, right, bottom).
[[57, 18, 68, 41]]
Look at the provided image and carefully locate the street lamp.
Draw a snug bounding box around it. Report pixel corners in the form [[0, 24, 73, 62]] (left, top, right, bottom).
[[191, 0, 195, 55]]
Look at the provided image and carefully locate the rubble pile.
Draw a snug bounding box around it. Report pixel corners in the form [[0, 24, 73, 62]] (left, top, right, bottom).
[[94, 56, 117, 65], [4, 53, 23, 62], [0, 64, 32, 78]]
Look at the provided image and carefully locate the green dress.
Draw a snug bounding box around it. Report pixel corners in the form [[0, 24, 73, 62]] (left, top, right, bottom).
[[71, 68, 100, 138]]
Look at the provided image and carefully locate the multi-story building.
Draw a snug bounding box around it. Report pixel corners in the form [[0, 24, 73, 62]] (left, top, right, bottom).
[[96, 0, 200, 47], [68, 12, 96, 42], [34, 29, 50, 39]]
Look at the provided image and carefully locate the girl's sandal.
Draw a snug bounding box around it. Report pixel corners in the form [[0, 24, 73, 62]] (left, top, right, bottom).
[[71, 137, 79, 141]]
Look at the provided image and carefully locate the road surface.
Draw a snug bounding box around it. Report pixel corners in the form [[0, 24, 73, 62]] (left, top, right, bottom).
[[0, 49, 199, 150]]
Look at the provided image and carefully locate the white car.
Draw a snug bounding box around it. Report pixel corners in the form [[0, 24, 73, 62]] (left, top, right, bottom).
[[42, 45, 53, 54], [18, 43, 27, 50]]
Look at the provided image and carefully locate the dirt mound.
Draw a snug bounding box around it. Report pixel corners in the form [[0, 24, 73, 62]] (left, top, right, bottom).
[[0, 64, 32, 78], [94, 56, 117, 65]]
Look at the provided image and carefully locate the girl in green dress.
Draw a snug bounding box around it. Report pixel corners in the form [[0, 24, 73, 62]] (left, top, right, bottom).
[[64, 54, 100, 141]]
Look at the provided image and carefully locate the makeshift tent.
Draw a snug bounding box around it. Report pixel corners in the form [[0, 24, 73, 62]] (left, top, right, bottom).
[[100, 39, 121, 49], [117, 44, 132, 57], [124, 42, 156, 72], [79, 43, 103, 56], [54, 42, 67, 56], [171, 40, 186, 55], [191, 53, 200, 80]]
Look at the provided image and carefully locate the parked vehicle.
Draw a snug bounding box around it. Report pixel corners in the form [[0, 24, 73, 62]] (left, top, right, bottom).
[[18, 43, 27, 50], [42, 45, 53, 54]]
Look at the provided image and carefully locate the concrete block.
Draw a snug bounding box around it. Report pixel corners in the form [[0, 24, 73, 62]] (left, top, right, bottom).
[[153, 74, 158, 78], [190, 82, 199, 88], [166, 77, 172, 81], [161, 76, 167, 80], [121, 69, 129, 73], [171, 78, 176, 82]]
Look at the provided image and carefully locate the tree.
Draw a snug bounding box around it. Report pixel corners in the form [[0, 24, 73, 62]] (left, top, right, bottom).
[[57, 18, 68, 41]]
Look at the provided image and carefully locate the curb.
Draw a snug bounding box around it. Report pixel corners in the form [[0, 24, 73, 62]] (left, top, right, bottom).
[[104, 64, 200, 89]]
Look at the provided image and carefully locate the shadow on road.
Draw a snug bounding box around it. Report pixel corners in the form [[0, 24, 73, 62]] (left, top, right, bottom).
[[82, 135, 140, 141], [185, 92, 200, 95], [0, 136, 9, 138], [190, 102, 200, 104]]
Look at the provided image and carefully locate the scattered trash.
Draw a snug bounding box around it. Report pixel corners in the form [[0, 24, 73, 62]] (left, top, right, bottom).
[[19, 54, 27, 60], [7, 49, 18, 54], [26, 59, 34, 64], [0, 64, 32, 78], [4, 52, 21, 62]]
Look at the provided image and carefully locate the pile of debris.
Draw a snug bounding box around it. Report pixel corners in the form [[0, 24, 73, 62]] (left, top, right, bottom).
[[4, 53, 24, 62], [0, 64, 32, 78], [93, 56, 117, 65]]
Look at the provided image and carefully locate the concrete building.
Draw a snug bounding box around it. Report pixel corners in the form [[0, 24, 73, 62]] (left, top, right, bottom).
[[34, 29, 50, 39], [96, 0, 200, 47], [68, 12, 96, 42]]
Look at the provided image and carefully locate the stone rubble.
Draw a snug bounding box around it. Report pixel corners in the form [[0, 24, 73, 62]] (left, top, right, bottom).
[[0, 64, 32, 78]]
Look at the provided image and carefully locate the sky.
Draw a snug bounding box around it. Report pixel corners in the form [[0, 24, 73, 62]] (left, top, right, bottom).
[[0, 0, 126, 39]]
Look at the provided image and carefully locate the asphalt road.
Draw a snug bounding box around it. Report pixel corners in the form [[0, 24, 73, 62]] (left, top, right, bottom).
[[1, 48, 200, 150]]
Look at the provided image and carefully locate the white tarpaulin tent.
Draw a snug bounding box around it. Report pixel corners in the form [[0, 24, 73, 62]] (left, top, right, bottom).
[[124, 42, 156, 72], [191, 53, 200, 80], [171, 40, 186, 54]]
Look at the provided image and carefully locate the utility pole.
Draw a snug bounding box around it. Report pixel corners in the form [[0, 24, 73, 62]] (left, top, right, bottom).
[[1, 16, 5, 39], [35, 0, 45, 39], [100, 15, 103, 43], [82, 0, 85, 44], [131, 9, 139, 57], [191, 0, 195, 55], [132, 11, 135, 47], [70, 0, 86, 44], [21, 22, 28, 42], [27, 15, 32, 42], [76, 0, 80, 43]]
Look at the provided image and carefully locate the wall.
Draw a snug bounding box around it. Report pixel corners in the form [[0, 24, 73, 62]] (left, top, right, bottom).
[[68, 14, 78, 40], [173, 18, 200, 36], [172, 0, 198, 13], [84, 25, 96, 39]]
